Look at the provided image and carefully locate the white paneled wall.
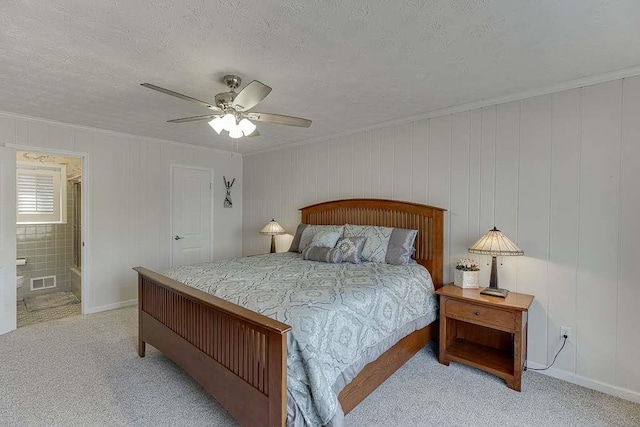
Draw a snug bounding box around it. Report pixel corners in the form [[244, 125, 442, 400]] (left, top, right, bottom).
[[243, 76, 640, 398], [0, 112, 242, 313]]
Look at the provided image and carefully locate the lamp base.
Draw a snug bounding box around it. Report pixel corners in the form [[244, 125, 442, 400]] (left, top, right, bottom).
[[270, 235, 276, 253], [480, 255, 508, 297], [480, 287, 509, 298]]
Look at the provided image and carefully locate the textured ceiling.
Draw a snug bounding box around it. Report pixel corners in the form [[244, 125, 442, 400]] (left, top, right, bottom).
[[1, 1, 640, 153]]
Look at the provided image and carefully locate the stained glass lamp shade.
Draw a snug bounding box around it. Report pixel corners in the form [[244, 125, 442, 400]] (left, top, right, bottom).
[[260, 219, 286, 253], [468, 227, 523, 297]]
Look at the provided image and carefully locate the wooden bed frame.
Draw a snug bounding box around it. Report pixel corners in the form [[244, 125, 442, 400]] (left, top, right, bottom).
[[134, 198, 445, 426]]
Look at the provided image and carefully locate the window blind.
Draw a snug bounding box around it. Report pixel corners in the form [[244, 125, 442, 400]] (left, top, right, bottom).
[[16, 164, 66, 224], [17, 171, 55, 214]]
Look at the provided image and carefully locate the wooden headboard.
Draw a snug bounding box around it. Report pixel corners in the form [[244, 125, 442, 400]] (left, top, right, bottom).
[[300, 199, 445, 288]]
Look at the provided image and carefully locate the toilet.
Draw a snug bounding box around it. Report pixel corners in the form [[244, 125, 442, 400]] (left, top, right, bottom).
[[17, 276, 24, 289]]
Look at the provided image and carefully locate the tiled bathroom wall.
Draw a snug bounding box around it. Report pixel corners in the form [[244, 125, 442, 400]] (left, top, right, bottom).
[[16, 183, 74, 300]]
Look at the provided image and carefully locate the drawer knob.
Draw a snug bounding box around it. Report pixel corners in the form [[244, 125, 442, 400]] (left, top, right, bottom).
[[474, 311, 480, 316]]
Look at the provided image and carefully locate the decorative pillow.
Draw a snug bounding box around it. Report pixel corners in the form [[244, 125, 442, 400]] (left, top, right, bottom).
[[343, 224, 393, 263], [310, 230, 342, 248], [385, 228, 418, 265], [288, 223, 309, 252], [335, 236, 367, 264], [297, 225, 344, 253], [302, 246, 344, 263]]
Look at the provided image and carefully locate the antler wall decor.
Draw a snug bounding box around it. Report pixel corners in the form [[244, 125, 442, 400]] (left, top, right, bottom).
[[223, 176, 235, 208]]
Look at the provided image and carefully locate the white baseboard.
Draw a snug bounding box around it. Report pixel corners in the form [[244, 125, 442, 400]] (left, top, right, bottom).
[[84, 299, 137, 314], [526, 360, 640, 404]]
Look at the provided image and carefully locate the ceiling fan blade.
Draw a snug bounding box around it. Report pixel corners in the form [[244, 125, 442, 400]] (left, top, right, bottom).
[[167, 114, 223, 123], [246, 129, 261, 137], [141, 83, 221, 111], [232, 81, 272, 111], [246, 112, 311, 128]]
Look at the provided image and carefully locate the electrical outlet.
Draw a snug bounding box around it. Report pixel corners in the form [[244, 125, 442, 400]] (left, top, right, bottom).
[[560, 326, 572, 342]]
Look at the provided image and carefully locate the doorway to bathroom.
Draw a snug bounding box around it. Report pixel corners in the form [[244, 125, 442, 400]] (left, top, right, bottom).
[[15, 150, 85, 328]]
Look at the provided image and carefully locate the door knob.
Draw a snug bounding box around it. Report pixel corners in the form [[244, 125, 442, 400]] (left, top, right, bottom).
[[174, 236, 184, 240]]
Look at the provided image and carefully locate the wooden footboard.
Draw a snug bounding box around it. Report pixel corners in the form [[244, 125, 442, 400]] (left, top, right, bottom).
[[134, 267, 291, 427]]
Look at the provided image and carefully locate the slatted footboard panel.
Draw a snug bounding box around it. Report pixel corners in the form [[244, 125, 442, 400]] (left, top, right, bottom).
[[134, 267, 291, 427]]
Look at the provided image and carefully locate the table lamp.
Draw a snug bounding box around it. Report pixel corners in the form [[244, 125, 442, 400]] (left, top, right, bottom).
[[260, 219, 286, 253], [468, 227, 524, 298]]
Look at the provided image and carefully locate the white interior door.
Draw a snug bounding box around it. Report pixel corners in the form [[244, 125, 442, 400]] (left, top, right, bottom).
[[0, 146, 16, 335], [171, 166, 213, 267]]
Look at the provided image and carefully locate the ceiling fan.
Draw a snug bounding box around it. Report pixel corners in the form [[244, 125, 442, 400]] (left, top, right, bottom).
[[141, 75, 312, 139]]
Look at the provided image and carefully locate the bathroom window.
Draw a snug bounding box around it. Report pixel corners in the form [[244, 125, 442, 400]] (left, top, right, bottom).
[[16, 163, 67, 225]]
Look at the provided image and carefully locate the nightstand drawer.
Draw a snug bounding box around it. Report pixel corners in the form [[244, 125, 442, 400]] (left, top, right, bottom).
[[445, 299, 516, 331]]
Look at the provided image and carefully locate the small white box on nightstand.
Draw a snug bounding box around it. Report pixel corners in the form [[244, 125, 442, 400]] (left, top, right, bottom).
[[453, 269, 480, 288]]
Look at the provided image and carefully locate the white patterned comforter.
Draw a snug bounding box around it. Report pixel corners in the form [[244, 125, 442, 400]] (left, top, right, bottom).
[[164, 252, 438, 426]]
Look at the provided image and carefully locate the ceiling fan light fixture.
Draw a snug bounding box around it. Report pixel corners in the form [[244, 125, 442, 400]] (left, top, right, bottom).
[[208, 117, 225, 134], [228, 127, 243, 139], [238, 118, 257, 136], [222, 113, 236, 131]]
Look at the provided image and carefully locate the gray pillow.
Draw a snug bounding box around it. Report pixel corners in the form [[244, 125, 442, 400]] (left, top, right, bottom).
[[385, 228, 418, 265], [302, 246, 344, 263], [335, 236, 367, 264], [288, 223, 308, 252]]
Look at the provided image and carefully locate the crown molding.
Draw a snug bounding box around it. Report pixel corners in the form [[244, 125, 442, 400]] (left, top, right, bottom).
[[0, 110, 242, 158], [246, 64, 640, 156]]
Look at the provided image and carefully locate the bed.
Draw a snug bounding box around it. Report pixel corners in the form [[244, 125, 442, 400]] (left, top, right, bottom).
[[134, 198, 445, 426]]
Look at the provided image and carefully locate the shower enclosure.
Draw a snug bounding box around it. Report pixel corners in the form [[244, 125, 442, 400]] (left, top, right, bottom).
[[70, 180, 82, 299]]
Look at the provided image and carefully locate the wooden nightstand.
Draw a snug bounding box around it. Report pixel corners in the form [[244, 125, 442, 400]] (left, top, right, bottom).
[[436, 284, 534, 391]]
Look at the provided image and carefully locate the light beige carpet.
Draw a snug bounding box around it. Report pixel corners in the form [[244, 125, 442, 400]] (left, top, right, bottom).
[[1, 307, 638, 426]]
